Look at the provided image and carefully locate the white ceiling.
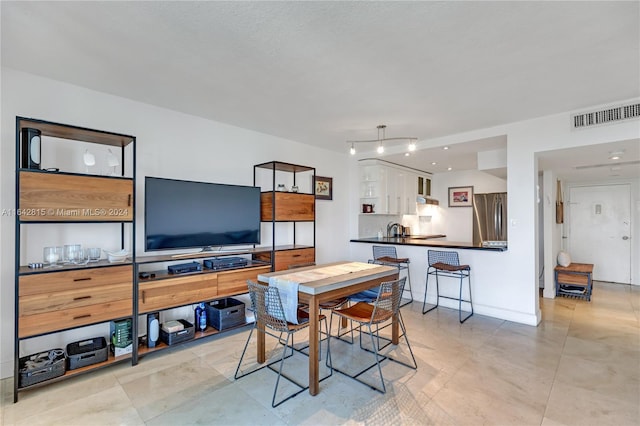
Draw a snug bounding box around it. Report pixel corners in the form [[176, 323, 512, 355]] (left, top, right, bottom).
[[2, 1, 639, 181]]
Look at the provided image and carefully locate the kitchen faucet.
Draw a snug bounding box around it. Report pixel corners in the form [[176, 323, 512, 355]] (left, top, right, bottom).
[[387, 222, 403, 238]]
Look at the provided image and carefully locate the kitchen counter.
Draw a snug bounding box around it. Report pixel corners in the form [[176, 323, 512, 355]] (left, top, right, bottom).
[[350, 236, 507, 251]]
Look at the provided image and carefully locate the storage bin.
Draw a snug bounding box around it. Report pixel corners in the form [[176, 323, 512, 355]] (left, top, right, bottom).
[[18, 349, 66, 387], [206, 298, 245, 330], [160, 319, 194, 345], [66, 337, 108, 370]]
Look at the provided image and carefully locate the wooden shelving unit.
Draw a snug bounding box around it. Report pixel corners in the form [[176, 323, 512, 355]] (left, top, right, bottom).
[[13, 117, 136, 402], [253, 161, 316, 271]]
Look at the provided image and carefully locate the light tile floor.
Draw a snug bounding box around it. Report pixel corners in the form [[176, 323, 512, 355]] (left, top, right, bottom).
[[2, 281, 639, 425]]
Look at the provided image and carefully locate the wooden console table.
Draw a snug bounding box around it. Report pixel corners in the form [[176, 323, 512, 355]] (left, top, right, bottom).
[[555, 263, 594, 301]]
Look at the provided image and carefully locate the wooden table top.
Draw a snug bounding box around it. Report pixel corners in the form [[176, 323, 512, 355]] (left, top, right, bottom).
[[257, 261, 397, 295]]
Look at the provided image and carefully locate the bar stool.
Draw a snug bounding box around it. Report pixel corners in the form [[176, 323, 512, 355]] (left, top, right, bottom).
[[370, 245, 413, 306], [422, 250, 473, 323]]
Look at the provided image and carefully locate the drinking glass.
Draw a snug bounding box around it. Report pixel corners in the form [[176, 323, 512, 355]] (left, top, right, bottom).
[[43, 246, 63, 267], [85, 247, 101, 263], [64, 244, 83, 264]]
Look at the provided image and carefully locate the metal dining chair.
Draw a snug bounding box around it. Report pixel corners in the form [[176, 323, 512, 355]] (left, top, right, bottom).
[[234, 280, 331, 407], [326, 277, 417, 393]]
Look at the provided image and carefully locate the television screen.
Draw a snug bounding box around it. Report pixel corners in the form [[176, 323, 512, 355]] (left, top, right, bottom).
[[145, 177, 261, 251]]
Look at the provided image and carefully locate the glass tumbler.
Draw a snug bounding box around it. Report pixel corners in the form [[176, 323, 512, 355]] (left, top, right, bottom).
[[64, 244, 83, 264], [85, 247, 101, 263], [43, 246, 63, 267]]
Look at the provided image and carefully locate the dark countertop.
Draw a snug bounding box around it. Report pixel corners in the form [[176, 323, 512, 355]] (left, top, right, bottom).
[[350, 237, 507, 251]]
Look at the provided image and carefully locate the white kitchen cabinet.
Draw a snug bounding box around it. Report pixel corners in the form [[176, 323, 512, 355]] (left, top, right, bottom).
[[359, 160, 430, 215]]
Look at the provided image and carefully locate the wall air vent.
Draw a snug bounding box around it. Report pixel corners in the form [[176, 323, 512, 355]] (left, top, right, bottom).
[[572, 103, 640, 129]]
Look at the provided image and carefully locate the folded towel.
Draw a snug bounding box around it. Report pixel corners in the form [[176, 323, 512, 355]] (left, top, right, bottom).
[[268, 277, 300, 324]]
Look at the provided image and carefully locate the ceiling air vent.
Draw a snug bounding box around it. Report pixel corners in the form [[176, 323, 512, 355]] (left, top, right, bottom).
[[572, 102, 640, 129]]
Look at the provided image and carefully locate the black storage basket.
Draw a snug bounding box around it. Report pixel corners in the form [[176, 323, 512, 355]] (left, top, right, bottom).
[[160, 319, 195, 345], [206, 298, 246, 330], [18, 349, 66, 387], [66, 337, 108, 370]]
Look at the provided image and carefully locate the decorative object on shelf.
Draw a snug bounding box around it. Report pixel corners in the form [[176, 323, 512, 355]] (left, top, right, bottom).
[[147, 312, 160, 348], [314, 175, 333, 200], [362, 203, 374, 213], [21, 128, 41, 170], [43, 246, 63, 267], [448, 186, 474, 207], [104, 249, 129, 263], [347, 124, 417, 155], [106, 148, 120, 176], [291, 185, 299, 193], [557, 250, 571, 267], [83, 149, 95, 173], [276, 183, 287, 191]]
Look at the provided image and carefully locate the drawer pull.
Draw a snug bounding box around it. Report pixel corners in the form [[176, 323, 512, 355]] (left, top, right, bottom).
[[142, 290, 146, 304], [73, 295, 92, 301], [292, 254, 301, 258], [73, 277, 92, 282], [73, 314, 91, 320], [128, 194, 132, 207]]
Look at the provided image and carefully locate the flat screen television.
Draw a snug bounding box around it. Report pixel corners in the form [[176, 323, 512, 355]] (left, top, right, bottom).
[[145, 176, 261, 251]]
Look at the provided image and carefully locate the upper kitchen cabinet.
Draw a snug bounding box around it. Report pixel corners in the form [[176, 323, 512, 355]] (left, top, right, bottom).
[[359, 159, 431, 215]]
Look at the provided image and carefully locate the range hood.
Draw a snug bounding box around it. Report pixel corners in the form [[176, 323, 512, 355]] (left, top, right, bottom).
[[416, 196, 439, 206]]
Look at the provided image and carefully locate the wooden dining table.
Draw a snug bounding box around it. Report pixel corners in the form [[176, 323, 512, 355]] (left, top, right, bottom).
[[257, 261, 398, 396]]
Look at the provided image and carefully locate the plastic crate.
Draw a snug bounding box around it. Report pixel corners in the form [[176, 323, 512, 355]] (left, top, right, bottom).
[[160, 319, 195, 345], [206, 298, 245, 330], [18, 349, 66, 387], [66, 337, 108, 370]]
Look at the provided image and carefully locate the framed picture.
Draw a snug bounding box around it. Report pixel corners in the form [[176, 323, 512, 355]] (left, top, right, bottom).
[[314, 176, 333, 200], [448, 186, 473, 207]]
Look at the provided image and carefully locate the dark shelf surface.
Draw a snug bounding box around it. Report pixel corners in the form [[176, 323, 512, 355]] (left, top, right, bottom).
[[254, 161, 315, 174], [18, 117, 135, 147], [18, 260, 133, 276]]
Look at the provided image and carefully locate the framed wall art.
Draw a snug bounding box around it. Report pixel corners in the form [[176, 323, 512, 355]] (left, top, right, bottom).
[[448, 186, 473, 207], [314, 176, 333, 200]]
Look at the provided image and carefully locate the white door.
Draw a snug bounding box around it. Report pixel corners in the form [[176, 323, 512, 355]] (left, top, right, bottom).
[[567, 184, 631, 284]]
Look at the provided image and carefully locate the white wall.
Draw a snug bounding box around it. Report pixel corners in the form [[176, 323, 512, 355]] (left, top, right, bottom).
[[431, 169, 507, 242], [0, 68, 352, 378]]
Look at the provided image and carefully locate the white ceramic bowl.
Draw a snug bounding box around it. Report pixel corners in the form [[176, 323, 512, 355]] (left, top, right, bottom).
[[104, 249, 129, 263]]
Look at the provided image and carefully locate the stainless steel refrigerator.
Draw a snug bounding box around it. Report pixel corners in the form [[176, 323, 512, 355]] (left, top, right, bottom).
[[473, 192, 507, 247]]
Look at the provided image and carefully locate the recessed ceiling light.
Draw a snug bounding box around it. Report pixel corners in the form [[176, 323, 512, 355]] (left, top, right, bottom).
[[609, 150, 624, 160], [405, 152, 410, 156], [431, 162, 437, 165], [443, 146, 449, 150], [447, 167, 452, 171]]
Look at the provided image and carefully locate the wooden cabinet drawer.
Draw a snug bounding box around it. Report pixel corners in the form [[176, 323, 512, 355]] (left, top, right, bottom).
[[19, 171, 133, 221], [218, 266, 271, 296], [138, 274, 218, 314], [19, 299, 132, 338], [274, 248, 315, 271], [19, 282, 131, 316], [19, 265, 133, 296], [18, 266, 133, 338], [261, 192, 315, 221]]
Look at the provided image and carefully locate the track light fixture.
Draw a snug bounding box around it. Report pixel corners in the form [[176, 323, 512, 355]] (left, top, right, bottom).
[[347, 125, 418, 155]]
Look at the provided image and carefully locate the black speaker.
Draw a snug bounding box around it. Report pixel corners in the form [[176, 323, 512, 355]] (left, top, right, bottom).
[[147, 312, 160, 348], [21, 128, 41, 169]]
